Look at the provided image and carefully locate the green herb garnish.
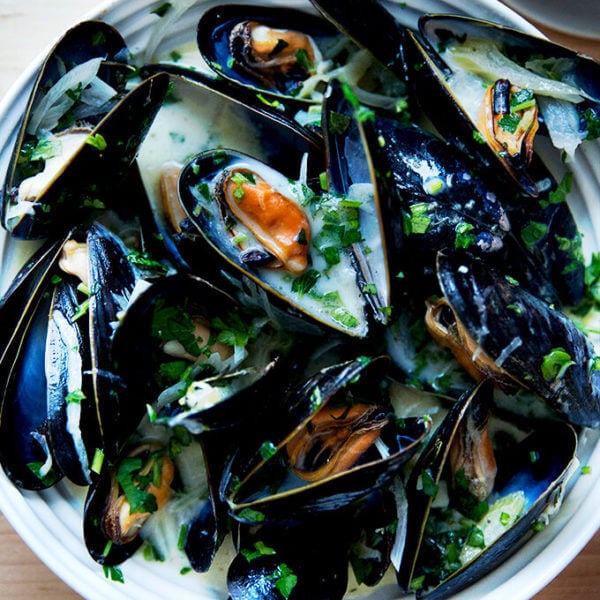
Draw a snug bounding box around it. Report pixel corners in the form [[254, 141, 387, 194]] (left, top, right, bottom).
[[541, 347, 575, 380]]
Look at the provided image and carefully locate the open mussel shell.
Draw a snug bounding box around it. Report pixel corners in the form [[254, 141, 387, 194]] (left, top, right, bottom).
[[46, 277, 97, 486], [83, 439, 176, 566], [139, 66, 324, 147], [400, 379, 578, 599], [309, 0, 408, 79], [113, 272, 283, 436], [400, 30, 540, 197], [405, 15, 600, 197], [178, 148, 376, 338], [0, 292, 62, 490], [198, 4, 341, 103], [1, 21, 129, 237], [85, 223, 139, 460], [321, 79, 392, 325], [134, 71, 323, 276], [221, 355, 430, 525], [83, 458, 144, 566], [435, 251, 600, 428], [0, 223, 139, 487], [0, 233, 76, 489], [2, 58, 169, 239]]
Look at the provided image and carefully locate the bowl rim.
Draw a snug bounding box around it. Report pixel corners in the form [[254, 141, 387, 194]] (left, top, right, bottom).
[[0, 1, 599, 599]]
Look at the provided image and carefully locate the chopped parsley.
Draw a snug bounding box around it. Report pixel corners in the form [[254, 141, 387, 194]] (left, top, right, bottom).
[[27, 462, 59, 487], [455, 222, 476, 249], [103, 565, 124, 583], [404, 203, 431, 235], [65, 389, 86, 405], [151, 2, 172, 17], [238, 508, 266, 522], [241, 541, 277, 562], [177, 524, 189, 551], [210, 311, 257, 348], [126, 250, 169, 276], [473, 130, 486, 144], [520, 221, 548, 248], [151, 300, 203, 357], [295, 48, 312, 71], [423, 176, 445, 196], [540, 347, 575, 380], [541, 171, 573, 208], [510, 88, 535, 112], [421, 468, 439, 498], [91, 448, 104, 474], [291, 269, 320, 295], [267, 563, 298, 600], [116, 456, 161, 514], [497, 113, 522, 134], [328, 110, 352, 135], [584, 108, 600, 141], [259, 440, 278, 461], [85, 133, 107, 151], [331, 306, 360, 329]]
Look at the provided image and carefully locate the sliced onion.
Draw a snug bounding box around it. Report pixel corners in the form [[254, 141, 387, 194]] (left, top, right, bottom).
[[444, 39, 587, 104], [27, 57, 107, 135]]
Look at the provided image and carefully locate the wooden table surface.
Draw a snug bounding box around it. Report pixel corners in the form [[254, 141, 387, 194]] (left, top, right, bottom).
[[0, 1, 599, 598]]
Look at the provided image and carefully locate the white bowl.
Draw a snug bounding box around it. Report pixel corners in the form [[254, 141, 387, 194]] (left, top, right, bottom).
[[0, 1, 599, 599], [503, 0, 600, 39]]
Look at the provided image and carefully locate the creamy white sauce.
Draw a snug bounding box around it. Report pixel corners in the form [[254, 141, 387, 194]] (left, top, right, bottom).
[[136, 78, 264, 212], [11, 130, 91, 219]]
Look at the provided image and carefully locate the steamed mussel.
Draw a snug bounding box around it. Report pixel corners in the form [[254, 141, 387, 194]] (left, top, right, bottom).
[[402, 15, 600, 196], [400, 380, 578, 599], [197, 3, 407, 116], [178, 147, 386, 338], [1, 21, 169, 239], [0, 1, 599, 599]]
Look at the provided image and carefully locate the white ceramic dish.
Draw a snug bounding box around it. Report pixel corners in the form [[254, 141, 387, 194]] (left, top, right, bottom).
[[0, 1, 599, 599], [502, 0, 600, 40]]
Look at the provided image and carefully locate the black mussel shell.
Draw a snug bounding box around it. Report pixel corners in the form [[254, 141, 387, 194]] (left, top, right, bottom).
[[198, 4, 341, 101], [46, 278, 97, 486], [400, 379, 578, 599], [228, 517, 351, 600], [113, 273, 283, 435], [1, 21, 130, 237], [0, 233, 75, 489], [0, 293, 62, 490], [437, 251, 600, 427], [500, 180, 585, 307], [2, 63, 169, 238], [178, 148, 378, 338], [310, 0, 408, 79], [364, 116, 510, 296], [183, 496, 222, 574], [322, 79, 392, 325], [86, 223, 139, 459], [407, 15, 600, 197], [222, 356, 430, 525]]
